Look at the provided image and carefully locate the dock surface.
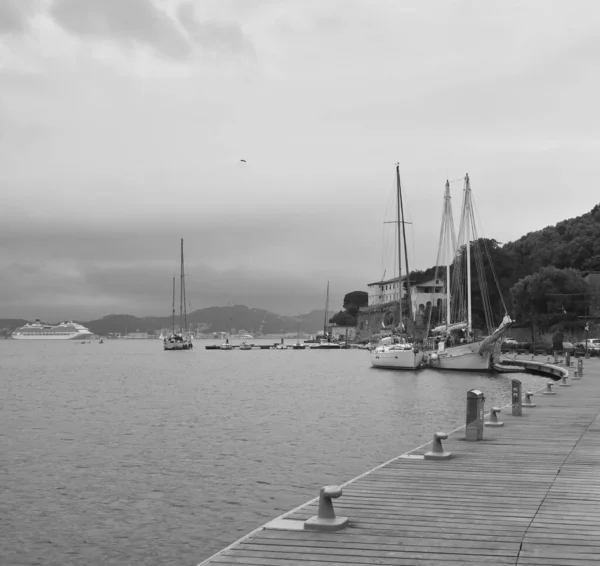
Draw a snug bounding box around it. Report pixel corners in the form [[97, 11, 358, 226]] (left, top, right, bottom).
[[199, 358, 600, 566]]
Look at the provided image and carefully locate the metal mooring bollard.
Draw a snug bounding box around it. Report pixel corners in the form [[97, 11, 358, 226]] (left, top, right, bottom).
[[424, 432, 453, 460], [543, 381, 556, 395], [304, 486, 349, 531], [512, 379, 522, 416], [572, 369, 581, 380], [485, 407, 504, 427], [559, 374, 570, 387], [523, 391, 536, 408]]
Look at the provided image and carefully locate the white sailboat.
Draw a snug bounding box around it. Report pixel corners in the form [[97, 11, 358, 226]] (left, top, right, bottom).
[[370, 164, 424, 370], [292, 311, 306, 349], [423, 174, 512, 371], [163, 239, 193, 351], [310, 282, 341, 349]]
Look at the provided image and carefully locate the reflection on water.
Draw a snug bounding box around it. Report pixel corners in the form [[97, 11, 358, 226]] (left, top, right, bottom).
[[0, 340, 548, 565]]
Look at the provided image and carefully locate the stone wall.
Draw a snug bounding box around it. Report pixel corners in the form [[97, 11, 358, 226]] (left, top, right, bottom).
[[356, 301, 429, 342]]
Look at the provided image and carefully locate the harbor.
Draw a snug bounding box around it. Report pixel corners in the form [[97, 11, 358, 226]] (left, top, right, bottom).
[[198, 356, 600, 566]]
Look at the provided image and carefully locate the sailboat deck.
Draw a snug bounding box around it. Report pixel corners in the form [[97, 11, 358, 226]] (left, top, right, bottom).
[[198, 357, 600, 566]]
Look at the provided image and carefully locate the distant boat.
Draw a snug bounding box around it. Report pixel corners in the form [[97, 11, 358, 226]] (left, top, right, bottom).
[[310, 282, 342, 349], [12, 320, 93, 340], [239, 341, 252, 350], [163, 239, 193, 351], [292, 311, 306, 349], [231, 333, 254, 340], [370, 164, 424, 370]]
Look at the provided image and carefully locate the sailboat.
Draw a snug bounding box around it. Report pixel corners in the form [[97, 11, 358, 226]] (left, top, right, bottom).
[[163, 239, 193, 351], [423, 174, 512, 371], [292, 311, 306, 349], [370, 164, 424, 370], [310, 282, 341, 349]]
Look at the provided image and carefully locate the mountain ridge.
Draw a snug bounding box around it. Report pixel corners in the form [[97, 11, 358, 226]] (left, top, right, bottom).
[[0, 306, 330, 336]]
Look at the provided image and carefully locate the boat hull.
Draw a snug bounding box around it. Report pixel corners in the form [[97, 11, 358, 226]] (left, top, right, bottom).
[[163, 339, 193, 351], [371, 349, 424, 370], [425, 341, 495, 371]]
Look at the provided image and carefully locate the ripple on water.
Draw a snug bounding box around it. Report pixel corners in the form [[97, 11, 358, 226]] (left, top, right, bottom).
[[0, 340, 549, 565]]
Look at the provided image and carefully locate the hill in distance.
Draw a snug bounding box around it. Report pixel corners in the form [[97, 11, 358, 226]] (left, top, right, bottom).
[[0, 306, 329, 337]]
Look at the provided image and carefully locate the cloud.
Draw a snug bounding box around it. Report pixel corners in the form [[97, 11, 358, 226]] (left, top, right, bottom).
[[2, 0, 600, 323], [0, 216, 355, 320], [0, 0, 37, 34], [177, 2, 254, 55], [50, 0, 191, 58]]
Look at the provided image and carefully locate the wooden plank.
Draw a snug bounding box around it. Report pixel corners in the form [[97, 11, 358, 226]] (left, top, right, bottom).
[[197, 361, 600, 566]]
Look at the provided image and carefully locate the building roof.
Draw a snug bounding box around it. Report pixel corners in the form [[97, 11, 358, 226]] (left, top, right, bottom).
[[368, 276, 445, 288], [414, 278, 445, 288], [367, 275, 406, 287]]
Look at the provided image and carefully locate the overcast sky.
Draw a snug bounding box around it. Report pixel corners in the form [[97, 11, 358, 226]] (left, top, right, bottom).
[[1, 0, 600, 320]]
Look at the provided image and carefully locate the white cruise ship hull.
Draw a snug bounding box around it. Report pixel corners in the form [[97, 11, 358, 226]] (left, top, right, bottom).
[[371, 349, 424, 370], [12, 331, 93, 340]]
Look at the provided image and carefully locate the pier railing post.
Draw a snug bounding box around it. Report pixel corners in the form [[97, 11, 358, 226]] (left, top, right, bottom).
[[466, 389, 485, 441], [512, 379, 522, 416]]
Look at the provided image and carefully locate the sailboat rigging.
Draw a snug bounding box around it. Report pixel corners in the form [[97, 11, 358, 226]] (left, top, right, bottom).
[[370, 164, 424, 370], [163, 239, 193, 351], [310, 281, 341, 349], [423, 174, 512, 370], [292, 310, 306, 349]]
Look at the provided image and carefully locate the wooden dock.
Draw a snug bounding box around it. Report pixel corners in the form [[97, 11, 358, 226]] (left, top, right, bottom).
[[198, 358, 600, 566]]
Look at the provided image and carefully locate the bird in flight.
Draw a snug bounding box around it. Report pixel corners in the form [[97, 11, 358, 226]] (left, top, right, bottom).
[[240, 159, 247, 163]]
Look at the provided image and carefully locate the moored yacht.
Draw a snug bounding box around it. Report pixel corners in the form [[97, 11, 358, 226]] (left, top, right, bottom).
[[369, 164, 422, 370], [422, 175, 512, 371], [163, 239, 193, 351]]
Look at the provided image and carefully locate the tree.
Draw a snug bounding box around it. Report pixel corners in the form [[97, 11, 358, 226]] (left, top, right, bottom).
[[329, 311, 357, 326], [342, 291, 368, 318], [510, 266, 589, 340]]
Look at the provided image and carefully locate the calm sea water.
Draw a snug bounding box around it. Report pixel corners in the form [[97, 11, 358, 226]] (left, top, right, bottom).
[[0, 339, 548, 566]]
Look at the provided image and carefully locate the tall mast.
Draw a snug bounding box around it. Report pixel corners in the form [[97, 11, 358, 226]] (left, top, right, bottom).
[[395, 164, 403, 328], [398, 166, 412, 321], [323, 281, 330, 336], [179, 238, 184, 334], [465, 174, 472, 333], [444, 180, 452, 328], [182, 238, 188, 334], [172, 276, 176, 334]]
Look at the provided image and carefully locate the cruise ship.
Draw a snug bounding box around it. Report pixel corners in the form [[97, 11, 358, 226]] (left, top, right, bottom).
[[12, 320, 94, 340]]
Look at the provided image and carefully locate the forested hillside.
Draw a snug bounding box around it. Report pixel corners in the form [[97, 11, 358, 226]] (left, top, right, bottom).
[[334, 204, 600, 336]]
